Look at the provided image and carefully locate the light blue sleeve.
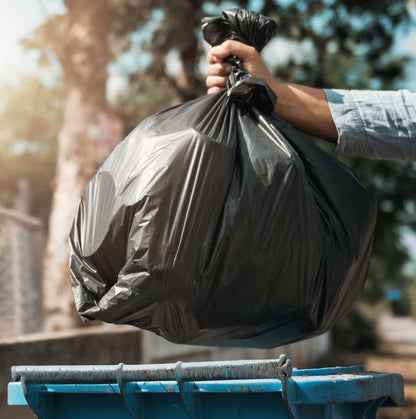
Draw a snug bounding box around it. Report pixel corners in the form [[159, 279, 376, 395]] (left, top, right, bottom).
[[324, 89, 416, 161]]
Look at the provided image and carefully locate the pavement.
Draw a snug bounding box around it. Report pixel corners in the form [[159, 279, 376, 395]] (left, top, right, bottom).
[[368, 314, 416, 419], [377, 314, 416, 355], [318, 313, 416, 418]]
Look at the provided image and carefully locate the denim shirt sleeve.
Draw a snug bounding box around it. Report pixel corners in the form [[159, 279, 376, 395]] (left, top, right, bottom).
[[324, 89, 416, 161]]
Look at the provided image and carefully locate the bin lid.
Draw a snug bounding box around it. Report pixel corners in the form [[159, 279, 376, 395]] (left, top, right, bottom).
[[9, 358, 405, 417]]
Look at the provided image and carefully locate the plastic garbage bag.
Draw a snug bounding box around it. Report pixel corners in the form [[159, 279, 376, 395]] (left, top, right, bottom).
[[69, 9, 377, 348]]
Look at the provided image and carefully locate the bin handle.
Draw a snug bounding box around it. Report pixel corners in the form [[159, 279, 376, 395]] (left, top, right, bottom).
[[14, 356, 296, 419], [117, 363, 144, 419], [12, 356, 293, 384], [175, 361, 201, 419]]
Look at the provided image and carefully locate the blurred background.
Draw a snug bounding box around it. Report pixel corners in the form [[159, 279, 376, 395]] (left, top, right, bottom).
[[0, 0, 415, 417]]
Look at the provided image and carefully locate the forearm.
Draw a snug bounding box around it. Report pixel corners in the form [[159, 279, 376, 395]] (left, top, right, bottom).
[[206, 40, 338, 143], [268, 80, 338, 143], [207, 41, 416, 160]]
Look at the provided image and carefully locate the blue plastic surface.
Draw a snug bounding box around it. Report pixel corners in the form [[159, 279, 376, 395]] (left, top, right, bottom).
[[8, 360, 405, 419]]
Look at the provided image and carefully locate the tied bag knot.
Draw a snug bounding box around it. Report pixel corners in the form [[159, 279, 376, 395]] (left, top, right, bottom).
[[202, 9, 278, 113]]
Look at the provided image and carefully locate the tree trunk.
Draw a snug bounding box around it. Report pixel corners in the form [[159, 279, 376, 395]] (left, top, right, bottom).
[[43, 0, 112, 330]]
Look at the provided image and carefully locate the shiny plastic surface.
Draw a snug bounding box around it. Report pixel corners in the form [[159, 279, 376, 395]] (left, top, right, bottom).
[[68, 10, 377, 347], [9, 363, 404, 419]]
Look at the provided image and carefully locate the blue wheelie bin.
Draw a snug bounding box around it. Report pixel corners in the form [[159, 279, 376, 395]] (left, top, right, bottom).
[[8, 355, 404, 418]]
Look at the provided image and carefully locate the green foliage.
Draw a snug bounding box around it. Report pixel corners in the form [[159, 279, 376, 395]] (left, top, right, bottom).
[[9, 0, 416, 302], [345, 157, 416, 301], [0, 76, 62, 222], [331, 302, 381, 350], [110, 73, 179, 135], [410, 277, 416, 317], [257, 0, 410, 88]]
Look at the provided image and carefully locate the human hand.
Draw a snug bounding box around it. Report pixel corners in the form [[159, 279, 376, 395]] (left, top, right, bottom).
[[206, 40, 274, 94], [206, 40, 338, 142]]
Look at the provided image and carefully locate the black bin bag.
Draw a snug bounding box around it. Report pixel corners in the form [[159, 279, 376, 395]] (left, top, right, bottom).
[[69, 9, 377, 348]]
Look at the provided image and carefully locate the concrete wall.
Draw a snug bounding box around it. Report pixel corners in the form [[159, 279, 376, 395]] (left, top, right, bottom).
[[0, 206, 44, 338], [2, 325, 329, 418], [141, 327, 330, 366], [1, 326, 142, 418]]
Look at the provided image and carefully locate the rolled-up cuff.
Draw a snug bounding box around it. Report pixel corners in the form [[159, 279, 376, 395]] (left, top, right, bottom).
[[324, 89, 366, 157], [324, 88, 416, 160]]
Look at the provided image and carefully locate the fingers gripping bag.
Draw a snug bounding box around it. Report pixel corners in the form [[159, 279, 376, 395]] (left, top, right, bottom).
[[69, 9, 377, 348]]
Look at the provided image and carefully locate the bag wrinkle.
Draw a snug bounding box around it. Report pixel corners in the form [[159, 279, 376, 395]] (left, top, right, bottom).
[[68, 9, 376, 348]]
